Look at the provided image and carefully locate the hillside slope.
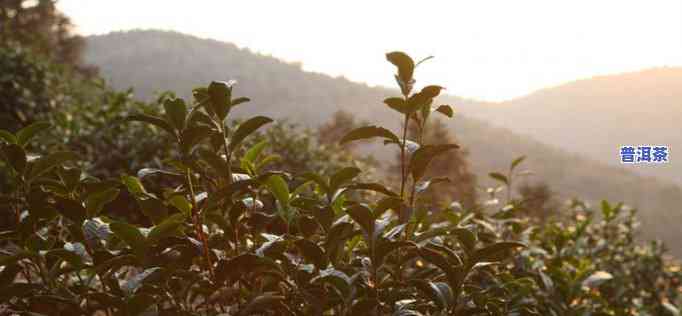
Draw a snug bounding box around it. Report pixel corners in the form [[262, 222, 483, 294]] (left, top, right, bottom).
[[84, 30, 682, 254], [460, 68, 682, 184]]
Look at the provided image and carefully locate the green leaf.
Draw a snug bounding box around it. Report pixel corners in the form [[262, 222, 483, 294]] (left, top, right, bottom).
[[374, 196, 405, 218], [228, 116, 273, 152], [510, 156, 526, 171], [137, 197, 168, 225], [198, 148, 228, 174], [54, 197, 87, 223], [28, 151, 78, 182], [180, 125, 212, 153], [341, 182, 398, 197], [418, 246, 454, 274], [346, 204, 375, 238], [662, 302, 680, 316], [311, 268, 352, 298], [601, 200, 613, 220], [375, 240, 414, 267], [137, 168, 182, 179], [1, 144, 27, 173], [386, 51, 415, 84], [426, 242, 463, 266], [59, 242, 91, 266], [231, 96, 250, 108], [0, 130, 17, 144], [488, 172, 508, 185], [409, 144, 459, 181], [414, 177, 450, 194], [121, 267, 160, 295], [16, 122, 51, 146], [350, 298, 380, 315], [214, 253, 281, 284], [452, 228, 476, 253], [301, 172, 330, 196], [325, 222, 358, 265], [256, 154, 280, 171], [471, 241, 526, 263], [86, 188, 120, 217], [147, 213, 185, 244], [434, 105, 454, 118], [410, 280, 453, 310], [407, 90, 435, 114], [121, 175, 148, 196], [340, 126, 399, 145], [237, 292, 285, 316], [330, 167, 361, 191], [265, 175, 290, 207], [0, 264, 22, 285], [163, 98, 187, 131], [294, 238, 328, 269], [127, 114, 176, 137], [208, 81, 233, 120], [582, 271, 613, 288], [168, 195, 192, 217], [126, 293, 156, 316], [384, 97, 409, 113], [420, 85, 444, 98], [0, 250, 38, 267], [394, 308, 425, 316], [242, 140, 268, 165], [82, 218, 112, 244], [110, 222, 148, 258]]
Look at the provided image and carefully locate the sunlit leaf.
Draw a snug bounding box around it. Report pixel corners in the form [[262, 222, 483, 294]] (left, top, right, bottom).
[[228, 116, 273, 152], [163, 98, 187, 131], [110, 222, 148, 258], [16, 122, 51, 146], [340, 125, 399, 145], [28, 151, 78, 182]]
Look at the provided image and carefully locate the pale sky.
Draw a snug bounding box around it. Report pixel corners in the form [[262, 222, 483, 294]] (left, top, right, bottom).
[[58, 0, 682, 102]]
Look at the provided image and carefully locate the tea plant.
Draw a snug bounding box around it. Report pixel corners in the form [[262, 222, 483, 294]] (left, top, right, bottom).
[[0, 51, 679, 316]]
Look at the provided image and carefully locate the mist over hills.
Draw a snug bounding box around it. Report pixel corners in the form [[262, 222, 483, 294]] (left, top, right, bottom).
[[84, 30, 682, 254], [459, 67, 682, 184]]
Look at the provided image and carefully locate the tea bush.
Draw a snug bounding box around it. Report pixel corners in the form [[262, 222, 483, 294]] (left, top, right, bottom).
[[1, 52, 679, 316]]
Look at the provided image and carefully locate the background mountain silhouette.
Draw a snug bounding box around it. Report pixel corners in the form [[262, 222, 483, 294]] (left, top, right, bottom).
[[459, 68, 682, 184], [84, 29, 682, 255]]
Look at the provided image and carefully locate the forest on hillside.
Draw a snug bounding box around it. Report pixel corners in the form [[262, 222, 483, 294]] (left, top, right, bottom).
[[1, 1, 680, 315]]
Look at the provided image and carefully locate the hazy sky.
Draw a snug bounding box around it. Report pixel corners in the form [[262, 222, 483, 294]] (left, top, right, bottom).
[[58, 0, 682, 101]]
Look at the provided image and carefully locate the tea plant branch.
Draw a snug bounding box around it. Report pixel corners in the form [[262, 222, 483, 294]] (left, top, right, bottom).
[[220, 122, 233, 185], [186, 167, 215, 278], [400, 113, 410, 200]]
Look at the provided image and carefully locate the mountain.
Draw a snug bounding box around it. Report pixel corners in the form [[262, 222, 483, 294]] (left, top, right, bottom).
[[83, 30, 682, 255], [459, 68, 682, 184]]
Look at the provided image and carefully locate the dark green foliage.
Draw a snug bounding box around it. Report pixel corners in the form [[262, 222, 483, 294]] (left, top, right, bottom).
[[0, 44, 64, 132], [0, 50, 679, 316], [1, 0, 91, 70], [84, 30, 682, 257]]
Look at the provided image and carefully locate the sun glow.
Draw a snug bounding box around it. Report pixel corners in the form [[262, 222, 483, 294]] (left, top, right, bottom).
[[58, 0, 682, 101]]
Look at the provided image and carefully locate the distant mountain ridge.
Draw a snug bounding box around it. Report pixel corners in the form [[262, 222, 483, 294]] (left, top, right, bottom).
[[459, 67, 682, 184], [83, 29, 682, 255]]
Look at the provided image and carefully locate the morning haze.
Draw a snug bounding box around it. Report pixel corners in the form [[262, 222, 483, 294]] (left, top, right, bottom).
[[58, 0, 682, 101]]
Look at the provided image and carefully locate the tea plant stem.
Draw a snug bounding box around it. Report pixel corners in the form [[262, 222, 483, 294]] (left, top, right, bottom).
[[220, 123, 232, 185], [409, 122, 425, 208], [399, 114, 409, 199], [186, 167, 215, 278], [506, 169, 513, 203], [397, 111, 411, 285]]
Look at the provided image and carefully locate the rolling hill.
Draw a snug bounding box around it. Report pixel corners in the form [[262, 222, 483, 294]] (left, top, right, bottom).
[[459, 68, 682, 184], [83, 30, 682, 255]]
